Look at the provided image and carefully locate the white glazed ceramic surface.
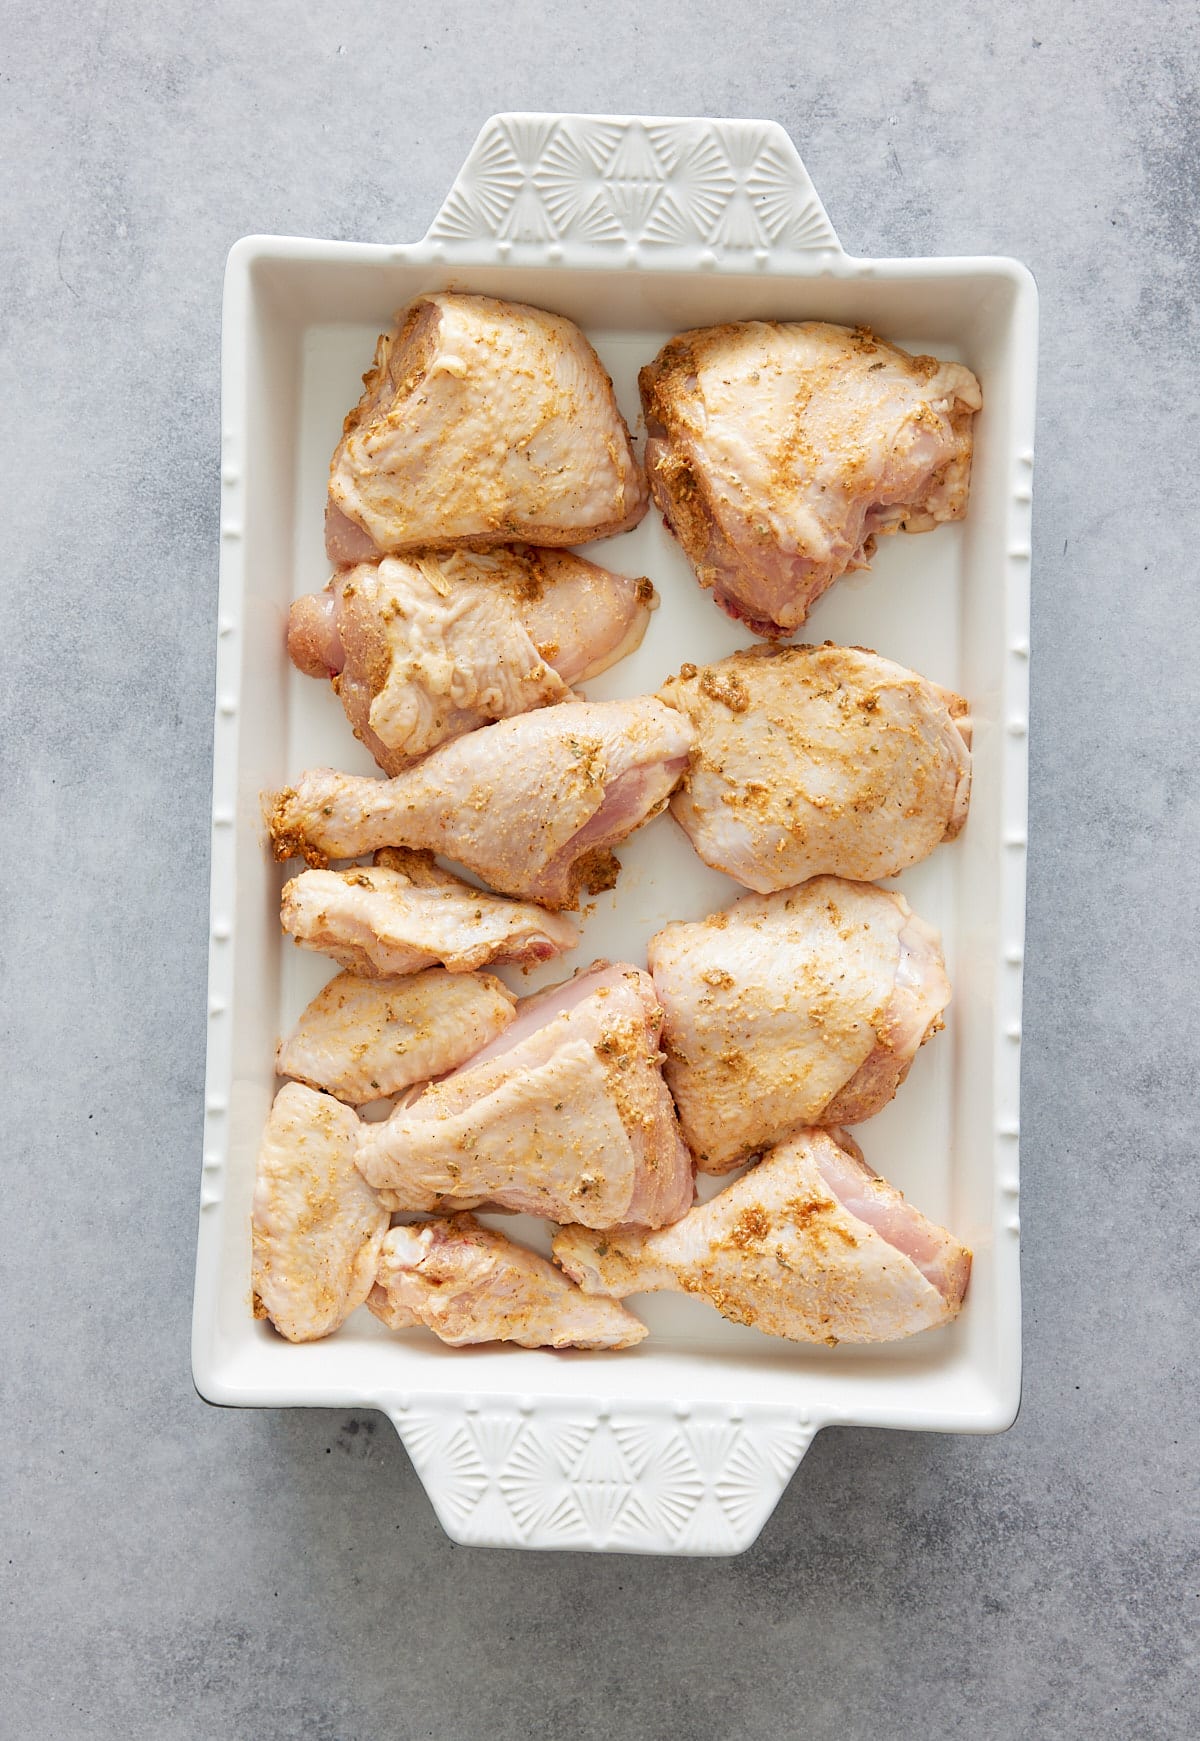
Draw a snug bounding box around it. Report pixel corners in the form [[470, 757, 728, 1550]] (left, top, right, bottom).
[[195, 114, 1037, 1555]]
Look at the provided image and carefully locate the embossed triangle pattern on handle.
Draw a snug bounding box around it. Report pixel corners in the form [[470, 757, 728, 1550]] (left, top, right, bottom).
[[385, 1393, 815, 1555], [426, 113, 843, 266]]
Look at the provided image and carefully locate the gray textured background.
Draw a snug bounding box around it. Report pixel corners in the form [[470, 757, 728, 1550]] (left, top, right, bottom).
[[3, 1, 1197, 1736]]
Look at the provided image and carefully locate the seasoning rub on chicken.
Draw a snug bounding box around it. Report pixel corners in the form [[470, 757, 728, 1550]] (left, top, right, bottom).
[[279, 849, 578, 976], [640, 320, 981, 636], [267, 698, 694, 910], [659, 643, 971, 891], [326, 293, 648, 564], [276, 966, 517, 1105], [369, 1215, 647, 1350], [252, 1083, 388, 1343], [288, 548, 656, 775], [554, 1128, 971, 1346], [648, 877, 951, 1172], [355, 963, 695, 1230]]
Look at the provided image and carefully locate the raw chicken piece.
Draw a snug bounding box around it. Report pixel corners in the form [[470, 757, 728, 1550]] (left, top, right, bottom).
[[251, 1082, 387, 1342], [355, 963, 695, 1230], [276, 966, 516, 1104], [368, 1214, 647, 1349], [288, 548, 656, 775], [279, 849, 578, 975], [640, 321, 982, 635], [553, 1127, 971, 1345], [326, 293, 648, 562], [266, 698, 694, 910], [659, 643, 972, 891], [647, 877, 950, 1172]]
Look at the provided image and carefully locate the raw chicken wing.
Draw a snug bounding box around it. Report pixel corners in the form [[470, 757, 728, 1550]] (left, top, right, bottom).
[[267, 698, 694, 909], [326, 293, 648, 563], [648, 877, 950, 1171], [355, 963, 695, 1229], [280, 849, 578, 975], [276, 966, 516, 1103], [368, 1215, 647, 1349], [252, 1082, 387, 1342], [659, 643, 971, 890], [554, 1128, 971, 1345], [640, 321, 982, 635], [288, 548, 655, 774]]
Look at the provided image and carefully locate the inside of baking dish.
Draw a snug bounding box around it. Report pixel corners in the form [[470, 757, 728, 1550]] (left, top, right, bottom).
[[204, 247, 1030, 1429]]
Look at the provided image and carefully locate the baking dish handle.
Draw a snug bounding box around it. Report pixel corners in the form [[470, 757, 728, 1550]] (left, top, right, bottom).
[[425, 113, 843, 267], [384, 1392, 815, 1555]]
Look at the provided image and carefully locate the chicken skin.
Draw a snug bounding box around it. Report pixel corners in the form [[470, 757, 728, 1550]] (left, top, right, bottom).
[[279, 849, 577, 977], [640, 321, 982, 635], [647, 877, 951, 1172], [276, 966, 516, 1104], [368, 1215, 647, 1350], [267, 698, 694, 910], [326, 293, 648, 564], [288, 549, 656, 775], [355, 963, 695, 1230], [251, 1082, 388, 1343], [659, 644, 971, 891], [553, 1127, 971, 1346]]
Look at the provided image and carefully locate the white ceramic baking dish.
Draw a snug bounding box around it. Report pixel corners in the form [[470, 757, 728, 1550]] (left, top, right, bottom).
[[193, 114, 1037, 1555]]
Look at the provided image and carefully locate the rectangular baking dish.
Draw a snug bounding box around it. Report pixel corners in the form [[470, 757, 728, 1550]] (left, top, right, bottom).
[[193, 114, 1037, 1555]]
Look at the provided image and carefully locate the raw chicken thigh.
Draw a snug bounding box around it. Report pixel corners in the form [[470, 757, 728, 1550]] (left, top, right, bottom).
[[355, 963, 695, 1230], [280, 850, 578, 976], [326, 293, 648, 563], [267, 698, 694, 909], [368, 1215, 647, 1349], [276, 966, 516, 1104], [251, 1082, 388, 1342], [640, 321, 982, 635], [659, 643, 971, 890], [554, 1127, 971, 1345], [288, 548, 655, 774], [647, 877, 951, 1171]]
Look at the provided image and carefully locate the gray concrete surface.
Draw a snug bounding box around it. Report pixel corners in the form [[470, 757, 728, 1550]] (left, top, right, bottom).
[[3, 2, 1197, 1736]]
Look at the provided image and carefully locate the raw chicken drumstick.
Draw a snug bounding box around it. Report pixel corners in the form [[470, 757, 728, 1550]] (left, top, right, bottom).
[[648, 877, 951, 1172], [288, 548, 656, 774], [326, 293, 648, 564], [640, 320, 982, 635], [280, 849, 577, 976], [276, 966, 516, 1104], [252, 1082, 388, 1343], [368, 1215, 647, 1350], [267, 697, 695, 910], [659, 643, 971, 890], [355, 963, 695, 1230], [554, 1128, 971, 1346]]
